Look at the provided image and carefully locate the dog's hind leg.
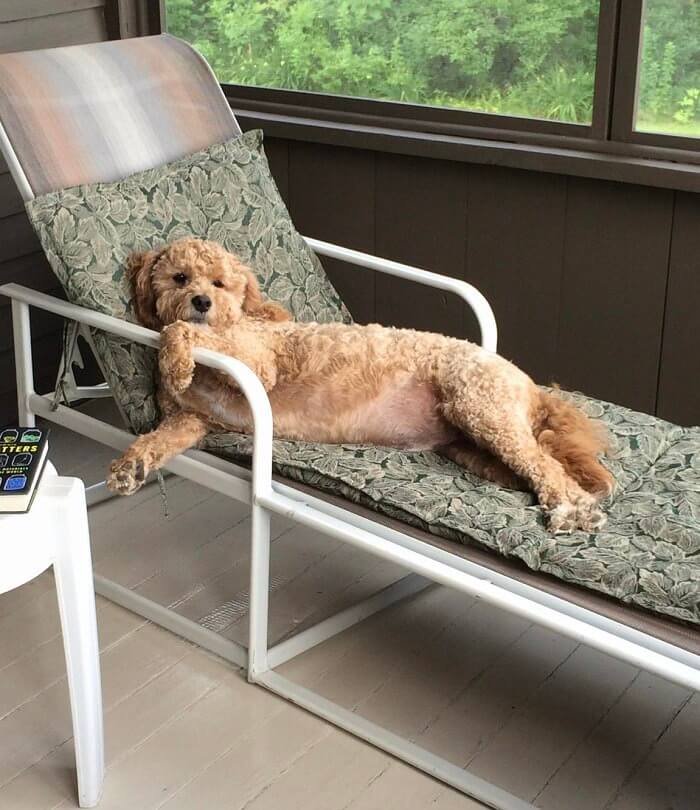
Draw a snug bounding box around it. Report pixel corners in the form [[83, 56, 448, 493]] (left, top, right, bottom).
[[438, 440, 526, 491], [107, 411, 209, 495], [486, 427, 605, 532], [441, 397, 606, 532]]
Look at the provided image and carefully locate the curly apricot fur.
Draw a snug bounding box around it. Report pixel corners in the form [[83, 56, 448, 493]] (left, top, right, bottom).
[[107, 238, 614, 533]]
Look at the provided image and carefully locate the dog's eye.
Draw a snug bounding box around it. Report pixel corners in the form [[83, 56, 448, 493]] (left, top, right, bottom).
[[173, 273, 187, 285], [212, 280, 224, 289]]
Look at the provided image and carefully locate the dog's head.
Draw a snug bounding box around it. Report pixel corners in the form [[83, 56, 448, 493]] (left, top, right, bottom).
[[126, 238, 291, 330]]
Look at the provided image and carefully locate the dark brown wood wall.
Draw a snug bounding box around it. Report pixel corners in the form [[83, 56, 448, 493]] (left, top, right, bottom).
[[263, 135, 698, 426], [0, 0, 110, 423]]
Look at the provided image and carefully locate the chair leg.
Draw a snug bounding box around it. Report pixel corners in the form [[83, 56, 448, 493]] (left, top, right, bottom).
[[53, 481, 104, 808], [248, 501, 271, 681]]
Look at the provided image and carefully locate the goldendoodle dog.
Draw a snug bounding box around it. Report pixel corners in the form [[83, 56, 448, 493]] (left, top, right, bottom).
[[107, 237, 613, 532]]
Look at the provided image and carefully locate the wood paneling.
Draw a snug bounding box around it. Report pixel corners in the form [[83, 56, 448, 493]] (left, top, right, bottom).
[[0, 254, 65, 417], [0, 1, 104, 25], [0, 332, 63, 424], [375, 153, 468, 337], [0, 7, 107, 53], [555, 179, 673, 413], [0, 290, 64, 354], [657, 193, 700, 425], [261, 136, 289, 205], [0, 252, 55, 294], [289, 141, 376, 323], [0, 171, 24, 217], [466, 165, 567, 381], [0, 213, 41, 264]]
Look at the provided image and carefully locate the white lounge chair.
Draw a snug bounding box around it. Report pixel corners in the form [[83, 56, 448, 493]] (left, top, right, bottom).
[[0, 34, 697, 810]]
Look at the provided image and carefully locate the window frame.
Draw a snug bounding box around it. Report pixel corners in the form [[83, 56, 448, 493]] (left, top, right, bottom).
[[612, 0, 700, 154], [156, 0, 700, 159]]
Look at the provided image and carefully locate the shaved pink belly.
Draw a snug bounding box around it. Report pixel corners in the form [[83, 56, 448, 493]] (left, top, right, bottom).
[[185, 372, 459, 450], [334, 377, 458, 449]]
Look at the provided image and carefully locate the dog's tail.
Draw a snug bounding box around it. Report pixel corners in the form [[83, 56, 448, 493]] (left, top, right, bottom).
[[534, 389, 614, 496]]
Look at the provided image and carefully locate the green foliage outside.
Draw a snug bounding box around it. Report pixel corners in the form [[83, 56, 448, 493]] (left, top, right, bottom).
[[637, 0, 700, 136], [166, 0, 700, 135]]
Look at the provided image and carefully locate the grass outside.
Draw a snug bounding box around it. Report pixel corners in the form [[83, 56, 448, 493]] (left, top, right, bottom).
[[636, 117, 700, 138]]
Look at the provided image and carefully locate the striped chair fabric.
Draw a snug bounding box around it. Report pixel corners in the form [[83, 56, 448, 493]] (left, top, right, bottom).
[[0, 34, 240, 199]]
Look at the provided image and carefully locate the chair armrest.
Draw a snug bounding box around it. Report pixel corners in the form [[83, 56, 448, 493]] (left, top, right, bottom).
[[0, 283, 274, 497], [304, 236, 498, 352]]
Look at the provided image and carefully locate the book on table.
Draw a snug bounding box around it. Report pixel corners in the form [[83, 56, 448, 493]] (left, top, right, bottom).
[[0, 427, 50, 514]]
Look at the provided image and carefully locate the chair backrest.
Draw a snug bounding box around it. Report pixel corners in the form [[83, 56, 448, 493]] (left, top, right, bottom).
[[0, 34, 241, 201]]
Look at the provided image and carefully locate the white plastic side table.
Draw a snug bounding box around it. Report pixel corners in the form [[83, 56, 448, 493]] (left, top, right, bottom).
[[0, 463, 104, 807]]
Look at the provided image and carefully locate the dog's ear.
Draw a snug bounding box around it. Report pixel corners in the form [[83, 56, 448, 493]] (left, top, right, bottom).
[[241, 267, 292, 322], [126, 248, 165, 330]]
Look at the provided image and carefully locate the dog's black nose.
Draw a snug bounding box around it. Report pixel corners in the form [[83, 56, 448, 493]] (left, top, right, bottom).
[[191, 295, 212, 313]]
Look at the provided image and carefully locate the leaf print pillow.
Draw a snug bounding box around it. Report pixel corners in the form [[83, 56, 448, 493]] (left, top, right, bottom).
[[26, 130, 350, 434]]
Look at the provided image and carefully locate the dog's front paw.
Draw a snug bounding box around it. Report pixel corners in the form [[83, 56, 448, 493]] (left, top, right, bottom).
[[160, 357, 195, 394], [161, 321, 195, 344], [107, 456, 147, 496], [159, 323, 196, 393]]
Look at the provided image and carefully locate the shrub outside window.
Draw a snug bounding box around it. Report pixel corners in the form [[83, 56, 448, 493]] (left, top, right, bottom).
[[165, 0, 700, 152], [635, 0, 700, 138], [166, 0, 601, 125]]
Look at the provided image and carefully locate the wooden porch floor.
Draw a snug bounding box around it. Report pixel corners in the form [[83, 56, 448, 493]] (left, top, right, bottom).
[[0, 404, 696, 809]]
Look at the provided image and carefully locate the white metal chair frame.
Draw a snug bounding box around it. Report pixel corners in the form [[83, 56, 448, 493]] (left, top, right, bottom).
[[1, 131, 699, 810]]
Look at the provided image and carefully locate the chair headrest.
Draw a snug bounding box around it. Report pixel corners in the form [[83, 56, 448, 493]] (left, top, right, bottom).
[[0, 34, 241, 199]]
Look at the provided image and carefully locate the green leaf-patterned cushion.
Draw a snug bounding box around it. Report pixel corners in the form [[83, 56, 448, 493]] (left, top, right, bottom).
[[203, 391, 700, 627], [25, 129, 350, 434]]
